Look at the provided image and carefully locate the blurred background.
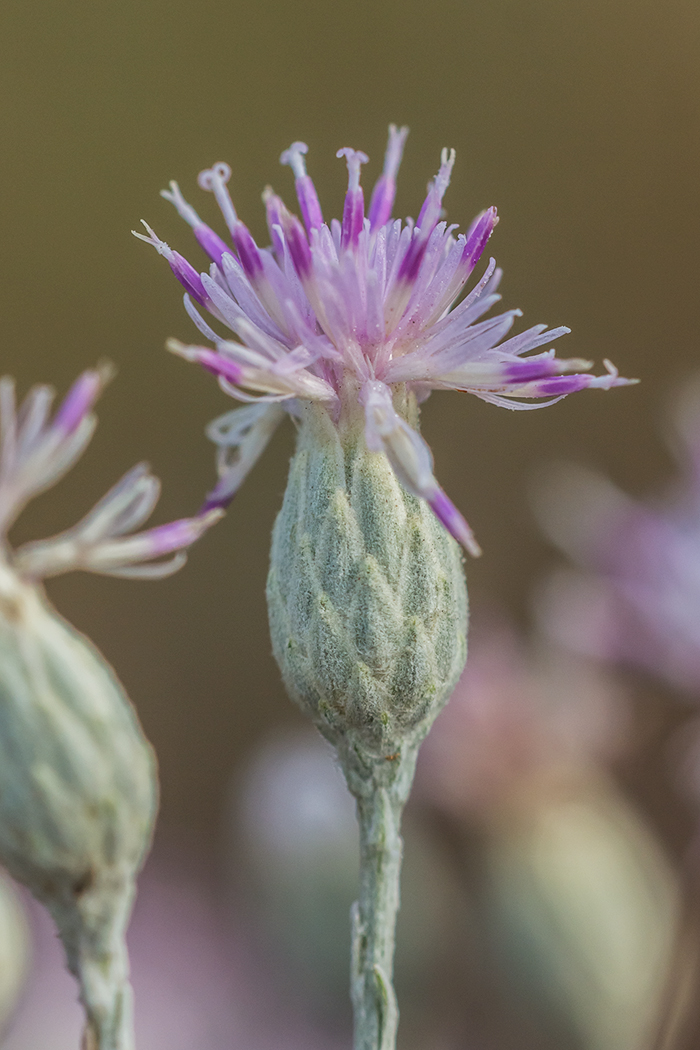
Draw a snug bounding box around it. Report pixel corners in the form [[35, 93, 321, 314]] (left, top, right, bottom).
[[0, 0, 700, 1046]]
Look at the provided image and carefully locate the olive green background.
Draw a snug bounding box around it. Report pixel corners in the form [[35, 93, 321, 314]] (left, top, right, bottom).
[[0, 0, 698, 831]]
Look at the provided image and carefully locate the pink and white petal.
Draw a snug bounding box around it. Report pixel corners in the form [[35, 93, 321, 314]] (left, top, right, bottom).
[[360, 380, 480, 555], [70, 463, 162, 543], [18, 508, 224, 579], [203, 402, 286, 510], [435, 351, 593, 391]]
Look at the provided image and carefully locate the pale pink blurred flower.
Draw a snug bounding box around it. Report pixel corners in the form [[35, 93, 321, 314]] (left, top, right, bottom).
[[417, 622, 630, 822], [535, 379, 700, 696]]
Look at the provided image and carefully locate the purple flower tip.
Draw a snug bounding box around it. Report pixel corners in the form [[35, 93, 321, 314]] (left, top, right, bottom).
[[53, 362, 114, 434]]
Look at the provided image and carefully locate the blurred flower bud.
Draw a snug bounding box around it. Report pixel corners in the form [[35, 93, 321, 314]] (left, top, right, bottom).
[[267, 402, 467, 767], [420, 623, 687, 1050], [0, 560, 156, 1049], [0, 369, 221, 1049], [487, 779, 681, 1050]]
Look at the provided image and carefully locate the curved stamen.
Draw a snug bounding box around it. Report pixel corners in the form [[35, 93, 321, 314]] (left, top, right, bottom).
[[161, 181, 231, 268], [280, 141, 325, 234], [132, 222, 210, 308], [369, 124, 409, 231], [160, 180, 201, 228], [416, 147, 456, 232], [197, 165, 268, 286], [198, 163, 239, 240], [280, 141, 309, 180], [262, 186, 288, 256], [337, 147, 369, 250], [392, 148, 457, 289]]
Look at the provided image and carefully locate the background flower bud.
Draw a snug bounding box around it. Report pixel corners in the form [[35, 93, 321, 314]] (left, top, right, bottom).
[[0, 561, 157, 1050], [267, 402, 468, 761]]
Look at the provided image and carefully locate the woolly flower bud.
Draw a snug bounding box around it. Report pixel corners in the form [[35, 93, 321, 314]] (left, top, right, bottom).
[[267, 397, 468, 768], [0, 560, 155, 1049], [0, 368, 221, 1049]]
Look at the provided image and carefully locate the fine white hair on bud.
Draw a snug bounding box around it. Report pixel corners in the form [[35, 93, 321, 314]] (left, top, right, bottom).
[[267, 398, 468, 773]]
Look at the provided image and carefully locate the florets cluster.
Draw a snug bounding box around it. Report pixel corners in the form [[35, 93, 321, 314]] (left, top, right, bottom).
[[0, 365, 220, 581], [137, 126, 633, 556]]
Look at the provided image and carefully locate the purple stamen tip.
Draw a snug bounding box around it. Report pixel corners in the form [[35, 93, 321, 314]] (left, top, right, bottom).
[[384, 124, 410, 178], [233, 222, 264, 279], [169, 251, 209, 306], [145, 511, 223, 557], [369, 124, 409, 230], [197, 349, 244, 385], [200, 479, 238, 514], [429, 487, 482, 558], [161, 181, 231, 268], [463, 207, 499, 267], [53, 365, 112, 433], [416, 147, 456, 232], [193, 225, 231, 269], [284, 214, 313, 276], [337, 148, 368, 249], [280, 141, 324, 233]]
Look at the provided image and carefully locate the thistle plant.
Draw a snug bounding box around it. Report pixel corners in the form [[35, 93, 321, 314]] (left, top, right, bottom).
[[0, 365, 220, 1050], [138, 125, 633, 1050]]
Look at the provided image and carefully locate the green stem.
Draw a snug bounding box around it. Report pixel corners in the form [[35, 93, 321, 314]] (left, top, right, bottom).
[[346, 746, 418, 1050], [49, 874, 136, 1050]]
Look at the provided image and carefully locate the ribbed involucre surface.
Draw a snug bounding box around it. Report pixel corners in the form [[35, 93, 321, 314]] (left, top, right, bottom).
[[267, 404, 468, 760]]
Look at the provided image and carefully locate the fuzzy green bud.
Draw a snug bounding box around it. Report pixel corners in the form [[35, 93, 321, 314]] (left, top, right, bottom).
[[267, 401, 468, 766], [0, 560, 157, 1050]]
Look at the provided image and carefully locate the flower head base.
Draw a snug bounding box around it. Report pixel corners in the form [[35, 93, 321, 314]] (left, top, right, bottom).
[[0, 366, 221, 581], [136, 125, 634, 556]]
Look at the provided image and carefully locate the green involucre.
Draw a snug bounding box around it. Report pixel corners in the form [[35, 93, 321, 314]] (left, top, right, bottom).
[[267, 403, 468, 760]]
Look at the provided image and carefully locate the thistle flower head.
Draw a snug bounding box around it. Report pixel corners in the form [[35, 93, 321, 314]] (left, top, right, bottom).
[[0, 365, 221, 582], [137, 125, 634, 555]]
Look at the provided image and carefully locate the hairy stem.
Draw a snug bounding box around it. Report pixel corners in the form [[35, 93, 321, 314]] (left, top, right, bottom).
[[48, 873, 136, 1050], [347, 747, 417, 1050], [78, 937, 134, 1050]]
